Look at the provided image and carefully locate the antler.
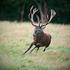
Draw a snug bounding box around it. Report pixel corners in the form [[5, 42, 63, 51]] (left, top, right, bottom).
[[28, 6, 39, 27], [48, 9, 56, 23], [41, 9, 56, 27], [29, 6, 56, 28]]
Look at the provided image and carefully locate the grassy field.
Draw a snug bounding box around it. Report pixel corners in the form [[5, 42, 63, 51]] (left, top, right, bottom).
[[0, 21, 70, 70]]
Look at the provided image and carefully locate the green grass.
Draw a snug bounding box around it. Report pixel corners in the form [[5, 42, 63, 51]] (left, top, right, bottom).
[[0, 21, 70, 70]]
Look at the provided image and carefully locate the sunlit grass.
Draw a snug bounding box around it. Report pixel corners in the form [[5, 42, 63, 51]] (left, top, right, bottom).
[[0, 21, 70, 70]]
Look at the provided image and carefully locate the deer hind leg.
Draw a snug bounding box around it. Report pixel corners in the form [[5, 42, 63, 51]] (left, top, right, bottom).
[[23, 42, 33, 54], [43, 44, 50, 52], [43, 46, 47, 52], [43, 45, 49, 52]]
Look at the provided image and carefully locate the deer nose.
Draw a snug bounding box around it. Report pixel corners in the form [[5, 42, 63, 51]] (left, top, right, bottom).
[[33, 32, 39, 37]]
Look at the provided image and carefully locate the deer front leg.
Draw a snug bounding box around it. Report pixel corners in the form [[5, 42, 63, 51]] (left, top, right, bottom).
[[30, 44, 40, 53], [23, 42, 33, 54], [36, 47, 39, 52], [30, 46, 36, 53], [36, 44, 40, 52]]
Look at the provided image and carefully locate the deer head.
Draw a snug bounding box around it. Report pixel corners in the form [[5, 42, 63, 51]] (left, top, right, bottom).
[[28, 6, 56, 37]]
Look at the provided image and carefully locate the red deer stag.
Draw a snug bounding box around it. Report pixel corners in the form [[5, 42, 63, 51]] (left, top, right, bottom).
[[24, 6, 56, 54]]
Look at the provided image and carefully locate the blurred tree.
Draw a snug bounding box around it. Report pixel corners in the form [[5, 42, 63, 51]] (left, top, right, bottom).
[[18, 0, 26, 21], [33, 0, 49, 23]]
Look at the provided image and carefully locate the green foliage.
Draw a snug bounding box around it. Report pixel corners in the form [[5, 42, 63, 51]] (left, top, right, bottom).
[[47, 0, 70, 23], [0, 0, 70, 23]]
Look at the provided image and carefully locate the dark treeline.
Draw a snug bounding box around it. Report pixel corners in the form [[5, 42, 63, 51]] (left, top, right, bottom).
[[0, 0, 70, 24]]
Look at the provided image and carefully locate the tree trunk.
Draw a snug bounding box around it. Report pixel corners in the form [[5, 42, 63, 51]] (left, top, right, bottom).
[[34, 0, 48, 23], [18, 0, 25, 22]]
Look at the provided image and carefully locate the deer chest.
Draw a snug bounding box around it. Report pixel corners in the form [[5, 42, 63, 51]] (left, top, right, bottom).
[[33, 34, 51, 45]]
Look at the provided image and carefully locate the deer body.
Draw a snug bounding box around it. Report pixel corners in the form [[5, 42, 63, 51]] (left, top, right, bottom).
[[23, 6, 56, 54], [33, 32, 51, 47]]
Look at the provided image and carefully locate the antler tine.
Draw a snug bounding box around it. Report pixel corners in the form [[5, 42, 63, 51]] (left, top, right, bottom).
[[36, 15, 40, 26], [30, 6, 33, 13], [31, 7, 38, 24], [28, 6, 33, 19], [41, 9, 56, 27], [33, 8, 41, 27], [48, 9, 56, 23], [29, 6, 38, 27], [33, 8, 38, 15]]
